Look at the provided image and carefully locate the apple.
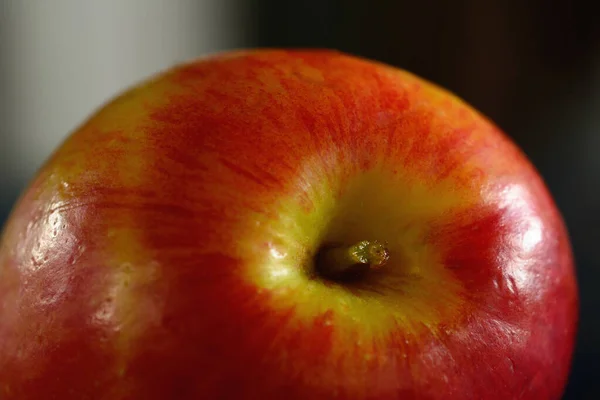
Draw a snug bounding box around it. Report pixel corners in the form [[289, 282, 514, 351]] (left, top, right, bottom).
[[0, 49, 577, 399]]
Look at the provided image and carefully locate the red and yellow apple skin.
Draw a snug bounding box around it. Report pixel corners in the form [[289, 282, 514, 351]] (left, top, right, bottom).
[[0, 50, 577, 399]]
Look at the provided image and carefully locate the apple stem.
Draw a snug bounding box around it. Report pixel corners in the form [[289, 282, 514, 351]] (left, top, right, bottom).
[[315, 240, 389, 281]]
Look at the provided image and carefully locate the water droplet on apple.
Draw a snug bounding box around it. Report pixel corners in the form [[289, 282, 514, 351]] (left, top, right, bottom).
[[59, 181, 70, 195], [269, 247, 287, 260], [507, 357, 516, 373], [492, 277, 500, 290], [492, 273, 519, 299], [506, 276, 518, 296]]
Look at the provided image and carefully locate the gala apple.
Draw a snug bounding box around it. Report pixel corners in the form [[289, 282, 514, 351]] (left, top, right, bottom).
[[0, 50, 577, 399]]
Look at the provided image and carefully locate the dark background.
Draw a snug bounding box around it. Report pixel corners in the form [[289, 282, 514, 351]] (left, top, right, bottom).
[[1, 1, 598, 398]]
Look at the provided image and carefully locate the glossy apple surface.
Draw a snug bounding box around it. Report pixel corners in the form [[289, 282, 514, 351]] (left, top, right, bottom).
[[0, 50, 577, 399]]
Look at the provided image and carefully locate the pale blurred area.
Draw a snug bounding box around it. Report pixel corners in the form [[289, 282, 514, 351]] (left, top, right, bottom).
[[0, 0, 247, 207], [0, 1, 599, 398]]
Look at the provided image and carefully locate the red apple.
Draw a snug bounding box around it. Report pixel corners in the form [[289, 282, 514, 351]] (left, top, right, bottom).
[[0, 50, 577, 399]]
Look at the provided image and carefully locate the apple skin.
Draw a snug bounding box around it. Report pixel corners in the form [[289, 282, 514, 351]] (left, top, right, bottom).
[[0, 49, 577, 399]]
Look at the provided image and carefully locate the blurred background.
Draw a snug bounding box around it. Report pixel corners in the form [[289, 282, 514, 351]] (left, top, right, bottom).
[[0, 1, 598, 398]]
